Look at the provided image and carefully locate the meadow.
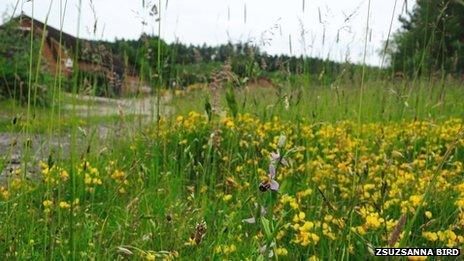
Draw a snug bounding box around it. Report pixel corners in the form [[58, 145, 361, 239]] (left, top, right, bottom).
[[1, 0, 464, 260], [1, 78, 464, 260]]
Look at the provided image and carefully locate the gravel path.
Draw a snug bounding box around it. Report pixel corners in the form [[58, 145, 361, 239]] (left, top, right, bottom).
[[61, 93, 174, 117], [1, 94, 173, 184]]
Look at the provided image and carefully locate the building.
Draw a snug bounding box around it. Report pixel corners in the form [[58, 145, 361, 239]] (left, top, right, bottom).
[[1, 13, 147, 95]]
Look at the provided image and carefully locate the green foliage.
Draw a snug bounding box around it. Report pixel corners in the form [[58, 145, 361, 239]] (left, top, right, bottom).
[[73, 71, 116, 97], [0, 20, 50, 106], [225, 86, 238, 118], [204, 95, 212, 121], [109, 35, 173, 88], [389, 0, 464, 76], [172, 79, 464, 123], [175, 62, 222, 87], [109, 38, 368, 88]]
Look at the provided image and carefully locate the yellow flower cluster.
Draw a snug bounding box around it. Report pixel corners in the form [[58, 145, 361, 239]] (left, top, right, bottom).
[[291, 212, 320, 246], [59, 201, 71, 209], [110, 170, 129, 194], [42, 198, 78, 214], [175, 111, 207, 131], [42, 199, 53, 214], [221, 117, 235, 129], [6, 111, 463, 259], [422, 230, 464, 247], [0, 186, 10, 200], [169, 113, 464, 254], [280, 194, 299, 209], [275, 247, 288, 256], [364, 212, 385, 229], [39, 161, 69, 185], [214, 244, 237, 255], [79, 160, 102, 192], [455, 183, 464, 208], [222, 194, 233, 202]]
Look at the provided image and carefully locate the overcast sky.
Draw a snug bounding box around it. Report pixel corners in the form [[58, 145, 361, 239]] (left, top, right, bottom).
[[0, 0, 414, 65]]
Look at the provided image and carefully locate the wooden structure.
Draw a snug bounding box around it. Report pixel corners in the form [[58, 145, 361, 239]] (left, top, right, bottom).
[[2, 14, 146, 95]]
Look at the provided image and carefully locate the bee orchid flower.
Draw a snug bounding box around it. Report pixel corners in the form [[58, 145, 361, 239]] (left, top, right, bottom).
[[268, 164, 279, 191], [270, 152, 288, 167], [259, 161, 280, 192]]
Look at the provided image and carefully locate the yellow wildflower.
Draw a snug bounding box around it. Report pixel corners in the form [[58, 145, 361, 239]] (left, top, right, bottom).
[[43, 200, 53, 208], [223, 194, 233, 202], [422, 232, 438, 242], [275, 247, 288, 256], [293, 212, 306, 223], [59, 201, 71, 209], [308, 255, 320, 261], [424, 211, 432, 219], [145, 252, 156, 260]]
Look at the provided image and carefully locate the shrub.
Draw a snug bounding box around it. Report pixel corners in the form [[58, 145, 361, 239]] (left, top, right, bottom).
[[0, 19, 50, 106]]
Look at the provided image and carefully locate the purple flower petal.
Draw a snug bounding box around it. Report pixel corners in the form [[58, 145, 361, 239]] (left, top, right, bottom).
[[270, 152, 280, 161], [269, 180, 280, 191], [268, 164, 276, 178], [243, 217, 256, 224]]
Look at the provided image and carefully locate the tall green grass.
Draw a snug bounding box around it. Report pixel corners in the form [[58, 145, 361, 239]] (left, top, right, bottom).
[[0, 0, 463, 259]]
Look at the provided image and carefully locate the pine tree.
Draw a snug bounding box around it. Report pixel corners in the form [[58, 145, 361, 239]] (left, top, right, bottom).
[[389, 0, 464, 76]]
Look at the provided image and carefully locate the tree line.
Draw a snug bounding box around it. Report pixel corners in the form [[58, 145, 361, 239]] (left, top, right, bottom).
[[388, 0, 464, 77]]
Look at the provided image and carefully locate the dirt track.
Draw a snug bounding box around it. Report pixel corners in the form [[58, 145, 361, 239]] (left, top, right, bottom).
[[0, 94, 173, 183], [61, 93, 173, 117]]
